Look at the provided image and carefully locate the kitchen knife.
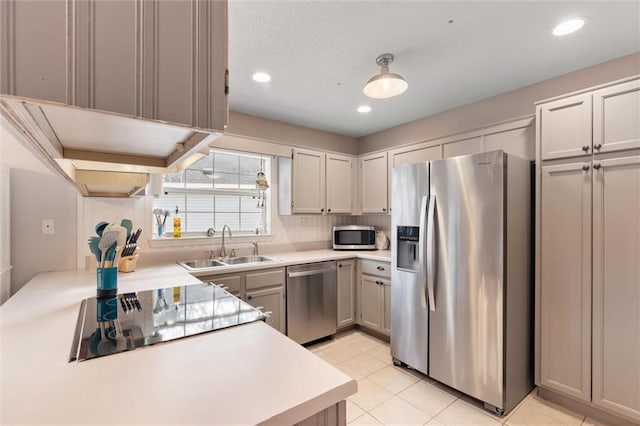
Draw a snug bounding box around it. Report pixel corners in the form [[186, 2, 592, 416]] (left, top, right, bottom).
[[130, 228, 142, 244]]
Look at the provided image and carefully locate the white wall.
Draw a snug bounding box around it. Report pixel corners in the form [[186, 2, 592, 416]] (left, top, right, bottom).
[[1, 120, 79, 296], [9, 168, 78, 294], [78, 156, 356, 267], [358, 52, 640, 154]]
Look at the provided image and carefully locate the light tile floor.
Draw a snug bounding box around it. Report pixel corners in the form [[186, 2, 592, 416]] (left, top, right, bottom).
[[307, 330, 598, 426]]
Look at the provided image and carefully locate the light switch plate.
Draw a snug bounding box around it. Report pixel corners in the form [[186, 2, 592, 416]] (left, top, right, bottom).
[[41, 219, 55, 235]]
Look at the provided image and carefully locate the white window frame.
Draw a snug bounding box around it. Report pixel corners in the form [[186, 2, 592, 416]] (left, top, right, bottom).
[[152, 148, 272, 242]]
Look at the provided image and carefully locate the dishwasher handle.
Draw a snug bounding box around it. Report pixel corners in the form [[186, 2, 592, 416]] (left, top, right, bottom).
[[287, 267, 336, 278]]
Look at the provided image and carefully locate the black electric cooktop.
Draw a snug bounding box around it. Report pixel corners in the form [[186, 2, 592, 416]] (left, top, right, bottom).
[[69, 283, 266, 362]]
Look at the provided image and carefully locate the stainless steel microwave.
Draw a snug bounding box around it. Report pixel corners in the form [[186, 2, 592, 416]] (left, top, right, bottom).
[[333, 225, 376, 250]]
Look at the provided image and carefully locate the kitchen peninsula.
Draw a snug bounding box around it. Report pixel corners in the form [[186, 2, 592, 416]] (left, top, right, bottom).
[[0, 263, 357, 425]]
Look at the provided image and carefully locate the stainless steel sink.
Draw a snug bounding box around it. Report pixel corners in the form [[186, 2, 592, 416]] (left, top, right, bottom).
[[221, 256, 276, 265], [180, 259, 227, 269], [179, 256, 277, 270]]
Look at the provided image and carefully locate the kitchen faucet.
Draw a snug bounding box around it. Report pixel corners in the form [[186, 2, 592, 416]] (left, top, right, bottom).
[[252, 241, 259, 256], [220, 224, 232, 258]]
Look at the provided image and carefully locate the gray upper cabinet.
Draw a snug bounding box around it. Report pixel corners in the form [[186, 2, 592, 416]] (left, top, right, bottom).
[[538, 93, 592, 160], [0, 1, 68, 104], [592, 79, 640, 154], [591, 156, 640, 422], [536, 77, 640, 423], [279, 149, 355, 215], [390, 144, 442, 167], [539, 162, 592, 402], [0, 0, 226, 197], [292, 148, 326, 214], [360, 152, 388, 214], [326, 153, 353, 214], [73, 0, 137, 115], [1, 0, 228, 132]]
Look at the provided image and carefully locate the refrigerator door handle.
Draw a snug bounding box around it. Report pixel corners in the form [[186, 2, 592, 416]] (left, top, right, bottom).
[[418, 195, 429, 309], [426, 195, 436, 312]]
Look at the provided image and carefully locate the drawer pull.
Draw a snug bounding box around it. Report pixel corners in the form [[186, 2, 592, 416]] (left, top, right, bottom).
[[377, 266, 385, 271]]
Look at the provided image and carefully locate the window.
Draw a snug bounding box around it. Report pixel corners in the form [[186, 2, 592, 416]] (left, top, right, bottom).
[[154, 149, 270, 236]]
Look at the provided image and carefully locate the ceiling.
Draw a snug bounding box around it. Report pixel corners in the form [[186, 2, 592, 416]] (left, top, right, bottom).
[[228, 1, 640, 138]]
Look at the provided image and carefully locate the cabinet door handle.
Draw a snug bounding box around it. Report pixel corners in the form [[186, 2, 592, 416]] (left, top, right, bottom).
[[382, 208, 387, 212], [582, 165, 590, 171], [593, 163, 602, 170], [594, 143, 602, 150], [338, 264, 342, 268], [582, 145, 590, 152], [328, 208, 332, 212], [247, 295, 253, 300], [321, 208, 324, 212]]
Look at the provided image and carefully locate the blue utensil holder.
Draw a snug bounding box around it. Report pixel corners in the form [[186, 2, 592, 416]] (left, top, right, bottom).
[[96, 297, 119, 322], [97, 267, 118, 299], [157, 224, 164, 237]]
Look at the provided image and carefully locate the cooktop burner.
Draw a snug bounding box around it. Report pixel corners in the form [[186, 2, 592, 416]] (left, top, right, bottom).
[[69, 283, 266, 362]]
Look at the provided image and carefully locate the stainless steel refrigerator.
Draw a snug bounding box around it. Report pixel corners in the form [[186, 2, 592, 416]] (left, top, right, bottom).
[[390, 150, 533, 415]]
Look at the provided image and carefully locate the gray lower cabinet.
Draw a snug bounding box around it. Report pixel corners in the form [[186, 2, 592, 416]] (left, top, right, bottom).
[[383, 280, 391, 335], [246, 268, 286, 334], [360, 275, 383, 332], [246, 287, 285, 334], [337, 259, 356, 328], [591, 156, 640, 421], [538, 156, 640, 422], [206, 273, 242, 298], [539, 162, 592, 401], [200, 267, 286, 334], [359, 260, 391, 336]]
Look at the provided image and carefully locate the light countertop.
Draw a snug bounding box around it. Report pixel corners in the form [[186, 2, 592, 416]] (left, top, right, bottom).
[[0, 260, 358, 425], [186, 249, 391, 277]]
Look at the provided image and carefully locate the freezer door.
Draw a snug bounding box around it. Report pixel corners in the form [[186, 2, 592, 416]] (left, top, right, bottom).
[[390, 163, 430, 375], [428, 151, 505, 409]]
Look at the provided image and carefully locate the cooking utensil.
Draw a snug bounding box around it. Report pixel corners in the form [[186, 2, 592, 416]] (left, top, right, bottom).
[[105, 225, 127, 266], [88, 237, 101, 262], [95, 222, 109, 237], [120, 219, 132, 239], [98, 231, 119, 268]]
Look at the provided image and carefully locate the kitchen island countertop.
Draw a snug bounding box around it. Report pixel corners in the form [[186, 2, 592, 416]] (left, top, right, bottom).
[[0, 264, 356, 425]]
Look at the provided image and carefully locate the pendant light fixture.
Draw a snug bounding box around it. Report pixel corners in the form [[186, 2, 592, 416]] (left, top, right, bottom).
[[363, 53, 408, 99]]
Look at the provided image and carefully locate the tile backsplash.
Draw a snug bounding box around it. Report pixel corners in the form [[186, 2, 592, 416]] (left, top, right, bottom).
[[356, 214, 391, 235], [79, 195, 361, 267]]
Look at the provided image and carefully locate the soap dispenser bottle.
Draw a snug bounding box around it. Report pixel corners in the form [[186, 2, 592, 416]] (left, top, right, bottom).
[[173, 206, 181, 238]]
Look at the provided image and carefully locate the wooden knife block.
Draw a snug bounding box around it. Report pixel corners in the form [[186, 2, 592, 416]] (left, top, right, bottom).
[[118, 254, 139, 273]]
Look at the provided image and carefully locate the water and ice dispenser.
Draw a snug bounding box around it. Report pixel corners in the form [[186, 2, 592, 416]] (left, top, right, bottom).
[[396, 226, 420, 272]]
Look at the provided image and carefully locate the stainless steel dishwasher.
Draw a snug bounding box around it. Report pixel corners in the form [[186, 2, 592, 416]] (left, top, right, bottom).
[[286, 261, 337, 344]]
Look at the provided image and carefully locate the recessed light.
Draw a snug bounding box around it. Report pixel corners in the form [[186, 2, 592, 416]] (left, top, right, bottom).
[[252, 72, 271, 83], [553, 18, 586, 36], [357, 105, 372, 113]]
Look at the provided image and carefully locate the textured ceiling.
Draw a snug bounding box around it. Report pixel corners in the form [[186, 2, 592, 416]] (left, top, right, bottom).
[[228, 1, 640, 138]]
